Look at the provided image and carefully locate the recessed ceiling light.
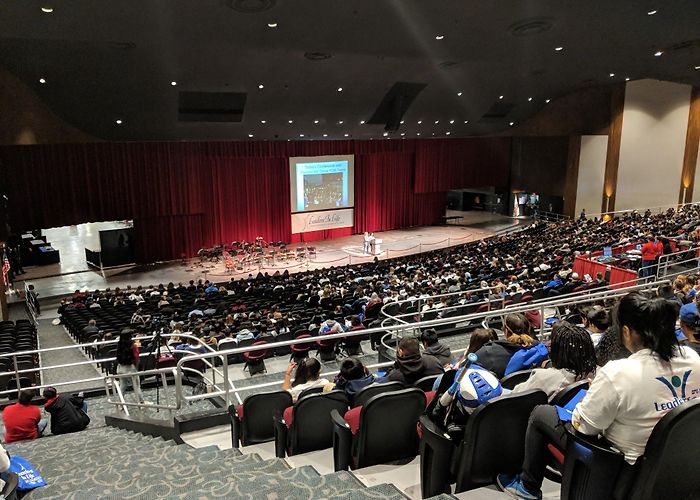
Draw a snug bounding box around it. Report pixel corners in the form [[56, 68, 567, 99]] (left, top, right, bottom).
[[258, 84, 264, 89], [383, 132, 388, 137], [435, 35, 445, 40], [499, 95, 504, 100], [647, 10, 657, 15], [446, 131, 451, 135], [170, 81, 177, 86], [360, 120, 365, 124], [545, 99, 551, 103], [288, 120, 293, 124], [625, 77, 631, 81], [449, 119, 455, 124], [337, 87, 343, 92], [248, 133, 254, 138], [39, 78, 46, 84], [434, 120, 439, 124], [609, 73, 615, 77], [344, 133, 349, 137], [314, 120, 319, 124], [457, 92, 463, 96], [261, 120, 266, 124], [555, 46, 564, 51], [267, 22, 278, 28], [323, 134, 328, 137], [695, 65, 700, 71], [416, 133, 421, 136], [464, 120, 469, 124], [41, 6, 53, 13], [338, 120, 344, 124], [432, 133, 435, 136], [400, 132, 405, 136], [654, 50, 663, 57], [417, 120, 422, 124], [528, 97, 533, 102], [115, 119, 122, 125], [400, 120, 404, 124], [509, 122, 514, 126], [299, 134, 304, 137]]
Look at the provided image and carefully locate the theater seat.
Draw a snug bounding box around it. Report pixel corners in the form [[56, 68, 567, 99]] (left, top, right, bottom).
[[331, 388, 426, 471], [229, 390, 292, 448], [352, 381, 404, 407], [561, 399, 700, 500], [273, 391, 349, 457], [419, 389, 548, 497]]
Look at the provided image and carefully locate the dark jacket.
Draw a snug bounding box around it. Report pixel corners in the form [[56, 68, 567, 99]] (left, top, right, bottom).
[[386, 353, 444, 385], [423, 343, 453, 366], [333, 375, 376, 405], [474, 340, 535, 378], [44, 395, 90, 435]]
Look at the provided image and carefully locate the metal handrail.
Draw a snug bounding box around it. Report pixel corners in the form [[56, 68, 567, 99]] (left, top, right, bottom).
[[585, 201, 700, 220], [656, 246, 700, 279]]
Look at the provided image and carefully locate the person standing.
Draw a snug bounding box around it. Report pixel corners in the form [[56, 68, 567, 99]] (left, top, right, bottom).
[[363, 232, 370, 254], [115, 329, 145, 405], [369, 232, 376, 255]]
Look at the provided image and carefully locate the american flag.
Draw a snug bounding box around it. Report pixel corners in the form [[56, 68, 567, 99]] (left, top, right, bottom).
[[1, 251, 10, 286]]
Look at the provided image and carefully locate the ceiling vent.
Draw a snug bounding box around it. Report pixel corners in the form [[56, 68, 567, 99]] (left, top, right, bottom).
[[304, 52, 333, 61], [178, 91, 247, 122], [225, 0, 276, 13], [508, 17, 554, 37]]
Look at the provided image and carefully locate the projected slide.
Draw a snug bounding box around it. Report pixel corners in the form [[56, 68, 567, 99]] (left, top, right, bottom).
[[290, 156, 354, 213]]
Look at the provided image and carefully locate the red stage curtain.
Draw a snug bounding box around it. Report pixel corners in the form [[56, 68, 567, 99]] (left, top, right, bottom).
[[0, 138, 512, 263]]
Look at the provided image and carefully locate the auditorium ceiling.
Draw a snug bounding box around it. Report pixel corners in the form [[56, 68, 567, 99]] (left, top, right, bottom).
[[1, 0, 699, 141]]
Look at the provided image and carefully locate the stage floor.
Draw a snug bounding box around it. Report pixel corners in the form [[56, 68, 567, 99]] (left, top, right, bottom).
[[9, 212, 524, 300]]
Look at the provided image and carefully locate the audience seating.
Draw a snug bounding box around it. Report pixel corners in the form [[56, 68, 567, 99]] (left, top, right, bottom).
[[419, 389, 548, 496], [230, 390, 293, 448], [500, 369, 534, 390], [560, 399, 700, 500], [0, 320, 39, 396], [352, 381, 405, 407], [331, 388, 426, 471], [274, 390, 349, 457], [243, 340, 268, 375], [414, 374, 440, 392]]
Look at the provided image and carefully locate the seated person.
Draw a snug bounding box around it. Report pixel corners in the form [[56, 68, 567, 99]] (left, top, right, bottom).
[[678, 302, 700, 355], [2, 389, 46, 443], [318, 318, 344, 335], [324, 357, 376, 404], [175, 336, 208, 354], [420, 329, 453, 366], [282, 358, 329, 402], [582, 306, 611, 345], [595, 323, 631, 366], [474, 313, 542, 378], [498, 292, 700, 500], [382, 336, 443, 385], [512, 321, 596, 400], [42, 387, 90, 435]]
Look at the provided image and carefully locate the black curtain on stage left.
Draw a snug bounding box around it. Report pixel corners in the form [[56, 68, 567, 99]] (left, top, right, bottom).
[[133, 215, 204, 264]]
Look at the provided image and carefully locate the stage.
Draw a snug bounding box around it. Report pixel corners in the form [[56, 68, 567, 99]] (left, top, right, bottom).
[[8, 212, 526, 300]]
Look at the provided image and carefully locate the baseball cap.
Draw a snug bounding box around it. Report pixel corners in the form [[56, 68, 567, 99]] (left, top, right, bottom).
[[680, 303, 700, 327]]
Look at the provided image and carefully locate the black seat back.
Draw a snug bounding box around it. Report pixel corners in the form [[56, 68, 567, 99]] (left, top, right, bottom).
[[500, 369, 534, 390], [239, 390, 293, 445], [289, 391, 349, 455], [455, 389, 548, 492], [414, 374, 440, 392], [550, 380, 589, 406], [355, 388, 427, 469], [353, 381, 405, 407]]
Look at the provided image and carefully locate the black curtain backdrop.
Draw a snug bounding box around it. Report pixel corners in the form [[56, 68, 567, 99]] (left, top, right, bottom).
[[0, 138, 511, 263]]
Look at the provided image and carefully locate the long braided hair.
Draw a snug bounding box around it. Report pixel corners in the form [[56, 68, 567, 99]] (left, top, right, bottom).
[[549, 321, 597, 379]]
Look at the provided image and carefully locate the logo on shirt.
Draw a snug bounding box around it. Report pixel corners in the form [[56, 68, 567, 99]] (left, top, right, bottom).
[[653, 370, 697, 412]]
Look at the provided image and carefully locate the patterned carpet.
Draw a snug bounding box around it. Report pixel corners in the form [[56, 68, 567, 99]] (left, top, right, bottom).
[[4, 425, 415, 499]]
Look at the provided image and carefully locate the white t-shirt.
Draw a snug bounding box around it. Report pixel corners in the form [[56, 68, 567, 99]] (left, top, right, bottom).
[[288, 378, 330, 402], [573, 346, 700, 463]]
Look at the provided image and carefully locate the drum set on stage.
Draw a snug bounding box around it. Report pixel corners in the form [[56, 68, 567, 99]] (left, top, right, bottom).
[[197, 237, 316, 273]]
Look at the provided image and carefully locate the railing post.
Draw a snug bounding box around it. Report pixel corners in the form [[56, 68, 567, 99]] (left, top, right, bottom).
[[12, 354, 20, 395], [222, 357, 230, 409]]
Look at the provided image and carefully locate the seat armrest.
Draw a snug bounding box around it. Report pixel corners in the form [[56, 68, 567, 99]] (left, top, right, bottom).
[[273, 414, 288, 458], [331, 408, 353, 471], [229, 404, 241, 449], [565, 423, 624, 457]]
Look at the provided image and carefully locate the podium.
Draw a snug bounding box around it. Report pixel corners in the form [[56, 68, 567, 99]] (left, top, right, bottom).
[[373, 238, 383, 255]]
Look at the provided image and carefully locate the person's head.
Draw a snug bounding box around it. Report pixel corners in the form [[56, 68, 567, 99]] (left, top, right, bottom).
[[339, 357, 367, 380], [292, 357, 322, 387], [549, 321, 597, 379], [420, 329, 439, 347], [584, 307, 610, 333], [18, 389, 34, 405], [118, 328, 134, 346], [614, 292, 680, 361], [42, 387, 57, 400], [88, 319, 96, 326], [504, 313, 535, 347], [679, 302, 700, 342], [397, 336, 420, 359], [467, 328, 497, 354]]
